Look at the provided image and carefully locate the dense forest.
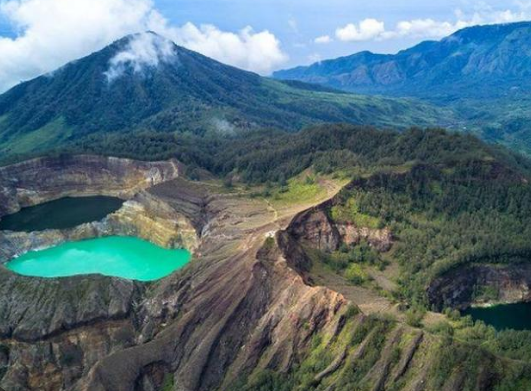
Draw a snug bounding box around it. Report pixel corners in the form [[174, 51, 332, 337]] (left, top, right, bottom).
[[39, 124, 530, 183], [330, 161, 531, 299]]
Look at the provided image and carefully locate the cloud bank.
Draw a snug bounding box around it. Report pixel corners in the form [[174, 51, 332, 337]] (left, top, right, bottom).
[[0, 0, 288, 93], [325, 3, 531, 43], [152, 21, 288, 75]]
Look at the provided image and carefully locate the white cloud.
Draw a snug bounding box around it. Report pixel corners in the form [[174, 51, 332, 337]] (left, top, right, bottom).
[[151, 21, 288, 75], [335, 19, 385, 42], [380, 18, 472, 40], [0, 0, 288, 93], [288, 18, 299, 34], [333, 3, 531, 43], [0, 0, 154, 92], [104, 32, 177, 82], [314, 35, 332, 44]]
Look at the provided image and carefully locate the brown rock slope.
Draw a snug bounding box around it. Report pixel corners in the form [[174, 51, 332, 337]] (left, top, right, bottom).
[[0, 158, 529, 391], [0, 155, 180, 217]]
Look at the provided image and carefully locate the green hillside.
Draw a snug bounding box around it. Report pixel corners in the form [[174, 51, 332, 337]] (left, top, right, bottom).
[[274, 22, 531, 154], [0, 32, 453, 159]]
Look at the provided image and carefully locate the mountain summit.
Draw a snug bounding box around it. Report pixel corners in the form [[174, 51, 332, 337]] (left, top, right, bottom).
[[0, 32, 446, 158]]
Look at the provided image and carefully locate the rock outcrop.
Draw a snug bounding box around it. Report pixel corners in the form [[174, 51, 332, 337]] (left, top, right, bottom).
[[336, 223, 393, 252], [288, 205, 393, 253], [288, 208, 340, 252], [0, 155, 180, 217], [428, 263, 531, 310]]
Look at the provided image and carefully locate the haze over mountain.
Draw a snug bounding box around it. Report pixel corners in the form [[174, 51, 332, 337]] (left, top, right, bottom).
[[275, 21, 531, 153], [0, 32, 448, 159]]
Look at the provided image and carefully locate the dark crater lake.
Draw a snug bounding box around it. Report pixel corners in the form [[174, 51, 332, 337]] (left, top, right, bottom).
[[462, 302, 531, 331], [0, 196, 124, 232]]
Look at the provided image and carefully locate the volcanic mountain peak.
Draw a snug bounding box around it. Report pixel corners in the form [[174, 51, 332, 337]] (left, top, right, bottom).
[[0, 32, 451, 161], [103, 31, 180, 82]]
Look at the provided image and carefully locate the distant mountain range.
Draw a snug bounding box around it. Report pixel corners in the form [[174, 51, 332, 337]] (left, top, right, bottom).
[[275, 22, 531, 154], [0, 32, 448, 159], [274, 22, 531, 99]]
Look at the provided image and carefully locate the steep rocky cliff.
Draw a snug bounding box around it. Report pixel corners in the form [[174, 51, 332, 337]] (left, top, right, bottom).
[[288, 204, 393, 253], [428, 263, 531, 310], [0, 157, 529, 391], [0, 155, 180, 217]]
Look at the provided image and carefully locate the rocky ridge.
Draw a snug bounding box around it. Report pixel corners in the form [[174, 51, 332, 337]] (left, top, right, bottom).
[[0, 156, 529, 391]]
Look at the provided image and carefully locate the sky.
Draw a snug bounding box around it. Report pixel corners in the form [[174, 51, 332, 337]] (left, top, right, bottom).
[[0, 0, 530, 92]]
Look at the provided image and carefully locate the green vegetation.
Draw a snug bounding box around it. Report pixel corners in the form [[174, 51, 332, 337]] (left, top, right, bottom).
[[326, 151, 531, 308], [161, 374, 175, 391], [318, 241, 386, 285], [427, 312, 531, 363], [0, 34, 451, 159], [0, 116, 72, 155], [274, 22, 531, 154], [234, 311, 531, 391], [45, 124, 530, 184], [330, 198, 382, 228], [269, 172, 327, 205], [472, 285, 500, 302]]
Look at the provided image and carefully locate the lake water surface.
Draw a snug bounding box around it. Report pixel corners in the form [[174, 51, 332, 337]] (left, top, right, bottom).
[[6, 236, 191, 281], [0, 196, 124, 232], [462, 302, 531, 331]]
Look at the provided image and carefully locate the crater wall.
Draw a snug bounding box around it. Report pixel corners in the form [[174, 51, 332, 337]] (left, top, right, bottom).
[[0, 155, 181, 217]]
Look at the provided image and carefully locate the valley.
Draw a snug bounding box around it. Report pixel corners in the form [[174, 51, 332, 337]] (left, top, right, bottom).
[[274, 21, 531, 155]]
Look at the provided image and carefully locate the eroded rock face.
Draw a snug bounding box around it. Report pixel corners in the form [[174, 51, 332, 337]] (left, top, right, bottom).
[[0, 155, 180, 217], [428, 263, 531, 310], [288, 208, 340, 252], [336, 223, 393, 252], [288, 206, 393, 253]]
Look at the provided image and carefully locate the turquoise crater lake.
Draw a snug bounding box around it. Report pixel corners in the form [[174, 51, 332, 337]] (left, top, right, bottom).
[[6, 236, 191, 281]]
